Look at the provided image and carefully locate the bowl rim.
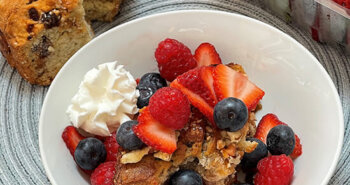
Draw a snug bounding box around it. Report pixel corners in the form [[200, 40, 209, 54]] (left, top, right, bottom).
[[39, 9, 344, 185]]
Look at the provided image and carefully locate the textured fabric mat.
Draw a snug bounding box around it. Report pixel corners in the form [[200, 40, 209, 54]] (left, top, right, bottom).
[[0, 0, 349, 184]]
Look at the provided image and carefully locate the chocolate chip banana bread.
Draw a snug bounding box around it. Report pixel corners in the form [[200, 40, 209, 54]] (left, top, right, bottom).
[[0, 0, 122, 85]]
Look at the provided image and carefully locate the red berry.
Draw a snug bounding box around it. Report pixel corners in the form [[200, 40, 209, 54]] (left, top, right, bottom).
[[91, 161, 116, 185], [61, 126, 85, 156], [170, 66, 217, 126], [213, 64, 265, 111], [194, 43, 222, 67], [290, 135, 302, 159], [104, 132, 120, 161], [155, 38, 197, 81], [254, 154, 294, 185], [255, 114, 303, 159], [134, 107, 177, 154], [149, 87, 191, 130]]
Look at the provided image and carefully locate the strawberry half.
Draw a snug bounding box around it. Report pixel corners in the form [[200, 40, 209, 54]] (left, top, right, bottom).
[[62, 126, 86, 156], [134, 107, 177, 154], [170, 66, 217, 125], [255, 114, 303, 159], [255, 114, 286, 143], [194, 43, 222, 67], [213, 64, 264, 110]]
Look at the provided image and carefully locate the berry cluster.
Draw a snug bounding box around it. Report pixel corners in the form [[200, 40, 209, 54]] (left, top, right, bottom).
[[62, 38, 302, 185]]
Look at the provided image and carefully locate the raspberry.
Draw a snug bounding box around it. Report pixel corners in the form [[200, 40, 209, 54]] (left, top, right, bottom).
[[155, 38, 197, 81], [149, 87, 191, 130], [91, 161, 116, 185], [254, 154, 294, 185], [103, 132, 119, 161]]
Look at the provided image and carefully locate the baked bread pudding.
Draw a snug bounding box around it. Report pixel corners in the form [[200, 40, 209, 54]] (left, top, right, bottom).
[[0, 0, 122, 85], [62, 38, 303, 185]]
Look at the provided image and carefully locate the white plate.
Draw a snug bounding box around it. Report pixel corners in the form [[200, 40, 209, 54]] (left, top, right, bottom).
[[39, 10, 344, 185]]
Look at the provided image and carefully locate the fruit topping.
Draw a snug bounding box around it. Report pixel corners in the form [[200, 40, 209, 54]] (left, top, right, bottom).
[[213, 64, 264, 110], [290, 135, 302, 159], [116, 120, 144, 150], [242, 138, 268, 169], [103, 132, 119, 161], [171, 66, 217, 125], [169, 169, 203, 185], [136, 86, 156, 109], [134, 107, 177, 154], [267, 125, 295, 156], [136, 72, 167, 109], [91, 161, 116, 185], [254, 114, 285, 143], [254, 114, 302, 158], [194, 43, 222, 67], [213, 97, 248, 132], [138, 72, 167, 90], [74, 138, 107, 170], [149, 87, 191, 130], [155, 38, 197, 81], [62, 126, 86, 156], [254, 154, 294, 185]]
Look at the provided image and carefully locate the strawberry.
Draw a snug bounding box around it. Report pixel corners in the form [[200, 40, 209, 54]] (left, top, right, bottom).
[[194, 43, 222, 67], [255, 114, 285, 143], [255, 114, 303, 159], [213, 64, 264, 110], [290, 135, 302, 159], [103, 132, 120, 161], [134, 107, 177, 154], [170, 66, 217, 125], [62, 126, 85, 156]]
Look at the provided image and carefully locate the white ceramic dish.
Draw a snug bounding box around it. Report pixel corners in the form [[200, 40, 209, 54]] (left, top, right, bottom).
[[39, 10, 344, 185]]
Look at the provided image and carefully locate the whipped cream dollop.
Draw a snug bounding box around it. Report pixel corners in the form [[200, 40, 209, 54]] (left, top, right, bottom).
[[66, 61, 139, 136]]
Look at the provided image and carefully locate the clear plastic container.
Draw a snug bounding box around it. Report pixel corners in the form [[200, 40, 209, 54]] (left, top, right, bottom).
[[263, 0, 350, 52]]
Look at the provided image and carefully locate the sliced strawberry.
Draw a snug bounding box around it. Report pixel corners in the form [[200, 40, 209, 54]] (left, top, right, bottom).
[[255, 114, 286, 143], [171, 79, 215, 125], [213, 64, 264, 110], [134, 107, 177, 154], [176, 67, 217, 107], [290, 135, 302, 159], [200, 66, 218, 103], [255, 114, 303, 159], [194, 43, 222, 67], [62, 126, 86, 156], [170, 66, 217, 125]]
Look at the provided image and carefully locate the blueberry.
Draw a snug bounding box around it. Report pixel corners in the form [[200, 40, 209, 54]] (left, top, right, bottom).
[[74, 138, 106, 170], [242, 138, 268, 169], [116, 120, 144, 150], [213, 97, 248, 132], [267, 125, 295, 155], [136, 86, 155, 108], [170, 170, 203, 185], [138, 73, 167, 89], [136, 73, 167, 109]]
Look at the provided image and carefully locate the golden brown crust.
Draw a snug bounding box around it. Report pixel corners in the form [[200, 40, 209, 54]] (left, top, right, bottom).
[[0, 0, 123, 85]]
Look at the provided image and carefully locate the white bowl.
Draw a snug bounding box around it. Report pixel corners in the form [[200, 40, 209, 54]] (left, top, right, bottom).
[[39, 10, 344, 185]]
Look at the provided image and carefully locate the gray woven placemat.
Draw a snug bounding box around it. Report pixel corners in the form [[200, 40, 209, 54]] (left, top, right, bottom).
[[0, 0, 349, 184]]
